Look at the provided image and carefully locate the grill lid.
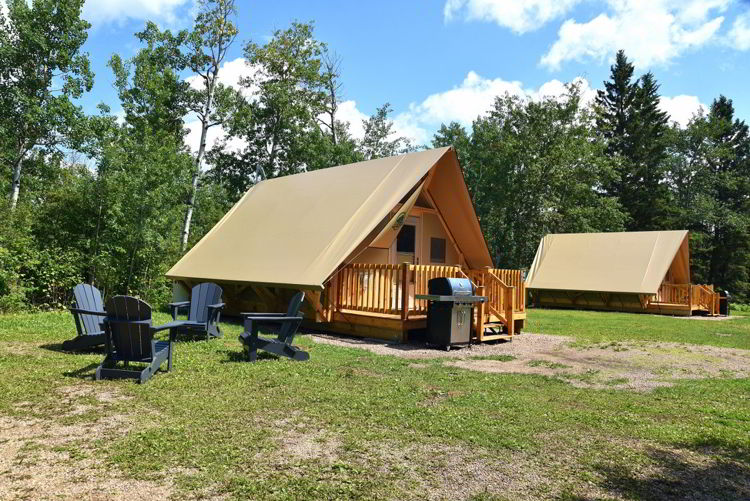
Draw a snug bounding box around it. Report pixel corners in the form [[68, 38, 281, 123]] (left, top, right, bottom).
[[428, 277, 473, 296]]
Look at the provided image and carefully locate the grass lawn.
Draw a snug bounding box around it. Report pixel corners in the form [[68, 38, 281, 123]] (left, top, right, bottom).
[[0, 308, 749, 500]]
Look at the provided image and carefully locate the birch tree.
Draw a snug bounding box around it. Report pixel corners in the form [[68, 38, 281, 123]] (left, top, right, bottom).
[[0, 0, 93, 209], [180, 0, 238, 251]]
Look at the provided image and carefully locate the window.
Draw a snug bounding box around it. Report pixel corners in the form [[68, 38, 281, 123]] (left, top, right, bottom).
[[430, 237, 446, 263], [396, 225, 415, 253]]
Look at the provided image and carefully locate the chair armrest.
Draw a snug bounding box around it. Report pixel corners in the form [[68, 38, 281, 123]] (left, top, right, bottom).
[[169, 301, 190, 321], [208, 303, 225, 309], [151, 320, 189, 332], [244, 316, 303, 323], [69, 307, 107, 316], [241, 312, 285, 317]]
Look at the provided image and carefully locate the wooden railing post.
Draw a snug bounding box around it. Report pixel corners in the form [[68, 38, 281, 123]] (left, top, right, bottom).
[[476, 285, 485, 342], [506, 286, 515, 336], [688, 284, 693, 311], [400, 262, 409, 321]]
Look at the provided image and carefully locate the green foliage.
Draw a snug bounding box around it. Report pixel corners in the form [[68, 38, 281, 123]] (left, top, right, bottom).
[[462, 83, 626, 267], [109, 22, 191, 141], [0, 0, 93, 207], [595, 51, 675, 230], [0, 10, 749, 313], [360, 103, 413, 159], [670, 97, 750, 301], [227, 22, 328, 179]]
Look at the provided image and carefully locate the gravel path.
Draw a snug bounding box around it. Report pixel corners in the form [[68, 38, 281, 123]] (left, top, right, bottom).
[[309, 332, 750, 391]]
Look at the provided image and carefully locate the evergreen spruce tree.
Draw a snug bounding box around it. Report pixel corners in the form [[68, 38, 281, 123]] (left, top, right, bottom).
[[693, 97, 750, 299], [595, 50, 674, 230]]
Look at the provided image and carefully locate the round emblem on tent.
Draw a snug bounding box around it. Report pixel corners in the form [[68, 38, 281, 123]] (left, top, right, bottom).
[[391, 212, 406, 230]]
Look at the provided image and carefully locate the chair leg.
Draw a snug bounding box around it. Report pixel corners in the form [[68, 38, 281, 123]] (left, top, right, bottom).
[[167, 344, 173, 372], [247, 343, 258, 362], [249, 324, 260, 362], [139, 366, 152, 384]]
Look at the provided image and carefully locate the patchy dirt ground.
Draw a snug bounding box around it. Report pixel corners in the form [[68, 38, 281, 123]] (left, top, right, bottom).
[[260, 413, 750, 501], [0, 385, 174, 501], [310, 333, 750, 390]]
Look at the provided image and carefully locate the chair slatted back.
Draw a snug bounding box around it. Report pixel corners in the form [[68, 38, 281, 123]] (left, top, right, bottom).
[[189, 283, 223, 324], [105, 296, 153, 361], [73, 284, 105, 335], [278, 292, 305, 343]]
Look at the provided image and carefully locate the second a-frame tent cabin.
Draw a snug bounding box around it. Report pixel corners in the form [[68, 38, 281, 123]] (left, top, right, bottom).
[[167, 147, 526, 342], [526, 230, 720, 316]]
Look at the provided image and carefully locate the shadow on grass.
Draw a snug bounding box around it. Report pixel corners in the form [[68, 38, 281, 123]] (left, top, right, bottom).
[[39, 342, 102, 355], [221, 349, 279, 363], [567, 445, 750, 500], [63, 362, 100, 380]]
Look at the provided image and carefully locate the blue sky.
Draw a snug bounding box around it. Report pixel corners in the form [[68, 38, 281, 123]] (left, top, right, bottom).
[[72, 0, 750, 147]]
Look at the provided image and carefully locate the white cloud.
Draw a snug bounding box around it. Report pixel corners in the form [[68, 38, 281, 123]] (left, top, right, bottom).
[[728, 11, 750, 49], [444, 0, 583, 33], [541, 0, 729, 70], [351, 72, 698, 145], [185, 57, 260, 96], [82, 0, 192, 26], [658, 95, 707, 127], [445, 1, 736, 69], [336, 100, 368, 140], [374, 73, 598, 145]]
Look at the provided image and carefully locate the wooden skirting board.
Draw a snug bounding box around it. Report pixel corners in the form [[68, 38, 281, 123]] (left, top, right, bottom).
[[305, 311, 428, 342]]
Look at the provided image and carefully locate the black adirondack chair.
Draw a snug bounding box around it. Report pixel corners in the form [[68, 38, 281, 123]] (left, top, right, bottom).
[[63, 284, 107, 351], [168, 282, 225, 340], [96, 296, 174, 384], [239, 292, 308, 362]]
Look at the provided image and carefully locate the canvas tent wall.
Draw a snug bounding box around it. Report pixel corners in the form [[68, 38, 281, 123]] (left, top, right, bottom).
[[526, 230, 692, 314], [166, 147, 493, 317]]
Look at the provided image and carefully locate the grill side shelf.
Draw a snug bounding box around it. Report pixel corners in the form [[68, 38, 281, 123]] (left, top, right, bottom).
[[415, 295, 487, 303]]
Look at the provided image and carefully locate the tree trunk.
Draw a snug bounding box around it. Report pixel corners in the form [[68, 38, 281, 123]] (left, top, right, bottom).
[[8, 144, 25, 209], [181, 79, 215, 252]]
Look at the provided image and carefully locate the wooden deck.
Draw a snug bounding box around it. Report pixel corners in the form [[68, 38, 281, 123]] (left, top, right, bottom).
[[533, 283, 721, 317], [310, 264, 526, 342], [648, 283, 721, 316], [177, 264, 527, 343]]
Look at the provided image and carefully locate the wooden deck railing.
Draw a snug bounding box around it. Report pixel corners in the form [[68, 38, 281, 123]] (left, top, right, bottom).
[[331, 263, 527, 331], [411, 265, 463, 314], [489, 268, 525, 312], [481, 270, 515, 321], [692, 284, 718, 314], [654, 283, 690, 304], [335, 263, 462, 318], [651, 283, 720, 315]]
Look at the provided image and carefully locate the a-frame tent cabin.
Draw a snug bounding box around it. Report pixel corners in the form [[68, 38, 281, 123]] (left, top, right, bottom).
[[525, 230, 720, 316], [167, 147, 526, 342]]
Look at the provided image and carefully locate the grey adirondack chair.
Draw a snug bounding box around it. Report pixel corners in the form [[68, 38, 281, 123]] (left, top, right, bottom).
[[238, 292, 309, 362], [64, 284, 107, 351], [168, 282, 224, 340], [95, 296, 174, 384]]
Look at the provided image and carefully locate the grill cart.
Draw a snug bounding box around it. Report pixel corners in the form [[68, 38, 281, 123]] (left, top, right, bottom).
[[416, 277, 487, 350]]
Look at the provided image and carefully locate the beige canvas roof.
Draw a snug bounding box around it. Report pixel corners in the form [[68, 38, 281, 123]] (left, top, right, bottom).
[[167, 147, 492, 290], [526, 230, 690, 294]]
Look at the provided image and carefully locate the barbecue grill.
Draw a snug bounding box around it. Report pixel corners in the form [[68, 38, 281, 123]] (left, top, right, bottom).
[[416, 277, 487, 350]]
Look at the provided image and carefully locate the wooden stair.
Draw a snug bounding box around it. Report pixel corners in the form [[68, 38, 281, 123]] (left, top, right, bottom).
[[477, 319, 513, 341]]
